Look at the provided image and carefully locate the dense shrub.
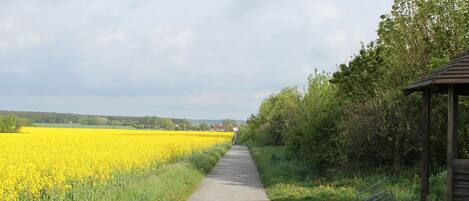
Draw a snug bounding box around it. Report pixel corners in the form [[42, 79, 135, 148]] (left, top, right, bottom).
[[241, 87, 301, 146], [285, 73, 344, 171], [241, 72, 344, 171], [0, 115, 28, 133], [241, 0, 469, 172]]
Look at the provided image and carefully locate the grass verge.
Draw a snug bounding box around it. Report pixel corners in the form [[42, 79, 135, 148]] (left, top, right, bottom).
[[34, 143, 231, 201], [249, 145, 446, 201], [105, 143, 231, 201]]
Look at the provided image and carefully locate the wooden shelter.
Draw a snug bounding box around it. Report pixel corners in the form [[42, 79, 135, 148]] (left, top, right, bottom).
[[404, 52, 469, 201]]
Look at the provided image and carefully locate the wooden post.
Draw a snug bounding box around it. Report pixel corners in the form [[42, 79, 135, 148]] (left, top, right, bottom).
[[447, 86, 459, 201], [421, 90, 431, 201]]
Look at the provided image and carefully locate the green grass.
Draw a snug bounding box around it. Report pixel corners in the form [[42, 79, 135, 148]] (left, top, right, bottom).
[[109, 143, 231, 201], [34, 123, 136, 130], [249, 145, 446, 201], [27, 143, 231, 201]]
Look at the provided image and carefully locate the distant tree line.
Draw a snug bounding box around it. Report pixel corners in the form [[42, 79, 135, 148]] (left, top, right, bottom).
[[240, 0, 469, 172], [0, 111, 239, 131], [0, 115, 29, 133]]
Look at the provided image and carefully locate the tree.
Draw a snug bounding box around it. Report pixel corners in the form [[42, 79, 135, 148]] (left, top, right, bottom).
[[0, 116, 4, 133], [161, 118, 176, 130], [331, 42, 386, 102], [329, 0, 469, 169], [177, 119, 192, 130], [222, 119, 236, 132], [241, 87, 301, 145], [94, 117, 109, 125], [286, 72, 344, 171], [0, 115, 28, 133], [239, 0, 469, 172], [3, 115, 17, 132], [198, 123, 210, 131], [109, 120, 122, 126]]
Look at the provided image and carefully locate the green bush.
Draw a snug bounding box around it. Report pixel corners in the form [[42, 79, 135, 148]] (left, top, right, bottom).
[[241, 0, 469, 172], [240, 72, 344, 172], [0, 115, 28, 133], [249, 145, 446, 201], [240, 87, 301, 146], [285, 73, 344, 172]]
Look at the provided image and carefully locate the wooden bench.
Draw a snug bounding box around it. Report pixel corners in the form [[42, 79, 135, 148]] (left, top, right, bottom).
[[453, 159, 469, 201]]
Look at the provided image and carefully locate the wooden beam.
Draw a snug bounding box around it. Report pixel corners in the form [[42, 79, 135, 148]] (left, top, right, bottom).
[[447, 86, 459, 201], [421, 90, 431, 201]]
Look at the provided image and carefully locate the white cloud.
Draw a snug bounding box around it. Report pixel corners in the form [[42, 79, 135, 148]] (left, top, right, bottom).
[[0, 19, 46, 50], [14, 32, 45, 48], [0, 65, 29, 74], [95, 30, 128, 44], [15, 66, 29, 73], [306, 1, 340, 25], [0, 40, 9, 52], [152, 27, 195, 51], [168, 54, 187, 64], [0, 18, 16, 33], [0, 0, 393, 119], [324, 31, 346, 48]]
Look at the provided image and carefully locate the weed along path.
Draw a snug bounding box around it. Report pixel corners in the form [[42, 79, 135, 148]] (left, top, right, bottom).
[[188, 145, 270, 201]]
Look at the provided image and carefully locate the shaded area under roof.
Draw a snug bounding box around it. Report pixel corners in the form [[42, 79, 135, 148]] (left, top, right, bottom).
[[404, 51, 469, 95]]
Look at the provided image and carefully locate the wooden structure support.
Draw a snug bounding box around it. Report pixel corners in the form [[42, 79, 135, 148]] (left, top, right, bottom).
[[447, 86, 458, 201], [404, 51, 469, 201], [420, 90, 430, 201]]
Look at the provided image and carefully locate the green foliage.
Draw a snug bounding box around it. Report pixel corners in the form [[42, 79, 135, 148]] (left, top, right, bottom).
[[197, 123, 210, 131], [222, 119, 237, 131], [333, 0, 469, 168], [0, 115, 28, 133], [249, 145, 446, 201], [243, 0, 469, 172], [175, 119, 192, 130], [161, 118, 176, 130], [241, 87, 301, 146], [78, 116, 109, 125], [33, 123, 135, 130], [331, 42, 386, 102], [0, 111, 206, 131], [241, 72, 343, 171], [286, 72, 344, 171], [188, 143, 230, 173]]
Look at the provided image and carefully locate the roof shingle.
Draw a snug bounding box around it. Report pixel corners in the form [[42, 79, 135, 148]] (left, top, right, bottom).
[[403, 51, 469, 95]]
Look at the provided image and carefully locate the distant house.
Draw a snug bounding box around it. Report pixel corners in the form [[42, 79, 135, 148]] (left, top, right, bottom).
[[211, 123, 225, 132]]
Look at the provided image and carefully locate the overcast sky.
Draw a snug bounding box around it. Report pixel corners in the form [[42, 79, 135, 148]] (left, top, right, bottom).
[[0, 0, 392, 120]]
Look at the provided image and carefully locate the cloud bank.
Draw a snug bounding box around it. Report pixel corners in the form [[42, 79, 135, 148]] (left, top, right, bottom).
[[0, 0, 392, 119]]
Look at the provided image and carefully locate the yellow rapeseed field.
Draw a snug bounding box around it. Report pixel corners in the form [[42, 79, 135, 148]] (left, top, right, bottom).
[[0, 127, 232, 200]]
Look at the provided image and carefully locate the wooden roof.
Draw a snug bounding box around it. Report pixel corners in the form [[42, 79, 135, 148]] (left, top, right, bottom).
[[404, 51, 469, 95]]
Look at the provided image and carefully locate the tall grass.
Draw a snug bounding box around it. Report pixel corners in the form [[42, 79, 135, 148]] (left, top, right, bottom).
[[249, 145, 446, 201]]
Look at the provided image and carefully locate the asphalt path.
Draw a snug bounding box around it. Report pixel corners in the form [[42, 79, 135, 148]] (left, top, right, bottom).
[[187, 145, 270, 201]]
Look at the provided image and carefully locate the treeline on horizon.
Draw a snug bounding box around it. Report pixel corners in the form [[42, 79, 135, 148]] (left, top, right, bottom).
[[240, 0, 469, 172], [0, 111, 239, 132]]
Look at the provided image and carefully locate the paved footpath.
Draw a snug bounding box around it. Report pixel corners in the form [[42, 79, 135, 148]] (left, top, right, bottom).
[[188, 145, 270, 201]]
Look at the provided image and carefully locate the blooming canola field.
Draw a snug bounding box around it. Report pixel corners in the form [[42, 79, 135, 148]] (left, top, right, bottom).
[[0, 127, 232, 200]]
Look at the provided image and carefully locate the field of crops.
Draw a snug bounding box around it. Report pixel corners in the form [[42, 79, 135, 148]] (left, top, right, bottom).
[[0, 127, 232, 200]]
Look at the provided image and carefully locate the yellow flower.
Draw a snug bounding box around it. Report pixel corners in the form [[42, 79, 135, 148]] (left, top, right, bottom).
[[0, 127, 232, 200]]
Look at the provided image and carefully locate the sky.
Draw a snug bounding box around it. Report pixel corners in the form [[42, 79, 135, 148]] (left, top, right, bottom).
[[0, 0, 393, 120]]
